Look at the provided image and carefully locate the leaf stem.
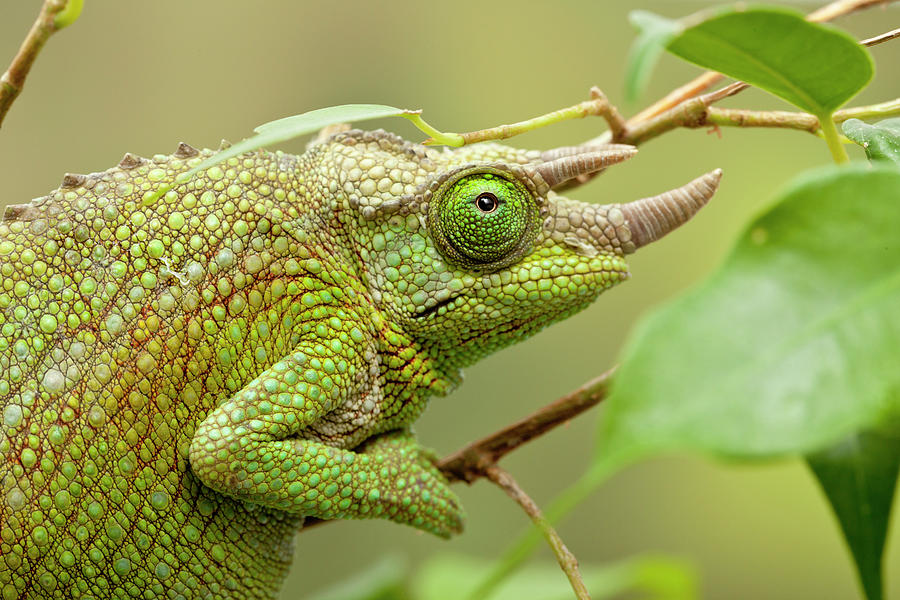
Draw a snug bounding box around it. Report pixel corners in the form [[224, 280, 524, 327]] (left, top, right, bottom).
[[418, 90, 626, 148], [837, 97, 900, 121], [455, 99, 606, 145], [401, 112, 464, 147], [820, 113, 851, 164]]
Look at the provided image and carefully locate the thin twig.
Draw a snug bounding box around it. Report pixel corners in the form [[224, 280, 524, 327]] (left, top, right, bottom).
[[861, 26, 900, 46], [481, 465, 591, 600], [589, 87, 626, 142], [0, 0, 81, 129], [626, 0, 895, 125]]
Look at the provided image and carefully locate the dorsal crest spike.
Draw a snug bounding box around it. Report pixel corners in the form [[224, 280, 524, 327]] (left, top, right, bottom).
[[174, 142, 199, 158], [3, 203, 40, 222], [118, 153, 143, 169], [61, 173, 86, 188], [218, 139, 232, 151]]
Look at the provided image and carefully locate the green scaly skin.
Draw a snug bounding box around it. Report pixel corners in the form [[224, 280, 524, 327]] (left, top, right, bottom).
[[0, 129, 711, 599]]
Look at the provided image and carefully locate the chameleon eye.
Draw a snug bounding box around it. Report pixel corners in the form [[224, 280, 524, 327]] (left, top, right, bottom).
[[429, 169, 540, 268], [474, 193, 499, 213]]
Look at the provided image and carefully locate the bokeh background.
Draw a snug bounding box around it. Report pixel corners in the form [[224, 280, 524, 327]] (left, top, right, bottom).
[[2, 2, 899, 598]]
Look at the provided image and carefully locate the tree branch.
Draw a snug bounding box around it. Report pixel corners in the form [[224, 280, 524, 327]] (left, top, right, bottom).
[[302, 366, 615, 530], [0, 0, 82, 129], [617, 96, 900, 147]]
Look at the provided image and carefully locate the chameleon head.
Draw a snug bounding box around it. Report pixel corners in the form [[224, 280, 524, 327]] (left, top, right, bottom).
[[325, 131, 721, 371]]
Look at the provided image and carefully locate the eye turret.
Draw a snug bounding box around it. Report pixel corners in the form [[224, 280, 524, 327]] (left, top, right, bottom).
[[428, 168, 540, 270]]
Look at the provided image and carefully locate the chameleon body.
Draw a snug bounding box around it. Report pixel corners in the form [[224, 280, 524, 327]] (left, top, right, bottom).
[[0, 128, 720, 599]]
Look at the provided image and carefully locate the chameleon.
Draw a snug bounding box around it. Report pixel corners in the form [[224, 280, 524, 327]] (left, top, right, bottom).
[[0, 127, 721, 599]]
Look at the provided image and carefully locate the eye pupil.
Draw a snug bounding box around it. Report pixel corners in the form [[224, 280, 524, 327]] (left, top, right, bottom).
[[475, 193, 498, 213]]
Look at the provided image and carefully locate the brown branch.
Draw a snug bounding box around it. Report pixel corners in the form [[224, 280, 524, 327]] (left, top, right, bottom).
[[439, 366, 616, 483], [629, 71, 724, 128], [617, 94, 900, 147], [0, 0, 80, 129], [589, 87, 626, 142], [482, 465, 591, 600]]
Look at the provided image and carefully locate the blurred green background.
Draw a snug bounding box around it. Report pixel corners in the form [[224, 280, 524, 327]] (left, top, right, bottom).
[[2, 1, 899, 598]]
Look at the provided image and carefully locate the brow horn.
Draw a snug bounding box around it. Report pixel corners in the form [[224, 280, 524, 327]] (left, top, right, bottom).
[[531, 145, 637, 189], [620, 169, 723, 252], [539, 143, 637, 162]]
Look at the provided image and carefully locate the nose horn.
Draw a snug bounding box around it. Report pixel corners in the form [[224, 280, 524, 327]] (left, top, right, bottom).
[[531, 145, 637, 189], [620, 169, 723, 252]]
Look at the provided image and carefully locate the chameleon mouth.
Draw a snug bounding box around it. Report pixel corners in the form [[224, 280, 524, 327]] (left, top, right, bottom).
[[415, 295, 458, 319]]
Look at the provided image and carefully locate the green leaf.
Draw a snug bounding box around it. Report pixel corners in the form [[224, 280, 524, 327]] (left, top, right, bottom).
[[146, 104, 412, 202], [666, 8, 873, 116], [187, 104, 411, 182], [413, 554, 696, 600], [623, 11, 681, 103], [597, 164, 900, 468], [305, 556, 409, 600], [843, 118, 900, 165], [808, 424, 900, 600]]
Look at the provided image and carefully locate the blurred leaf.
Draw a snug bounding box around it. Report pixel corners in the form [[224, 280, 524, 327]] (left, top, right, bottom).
[[251, 104, 409, 136], [624, 11, 681, 103], [596, 164, 900, 468], [413, 554, 696, 600], [843, 118, 900, 164], [808, 423, 900, 600], [666, 8, 873, 116], [305, 556, 409, 600], [191, 104, 410, 180], [147, 104, 411, 202]]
